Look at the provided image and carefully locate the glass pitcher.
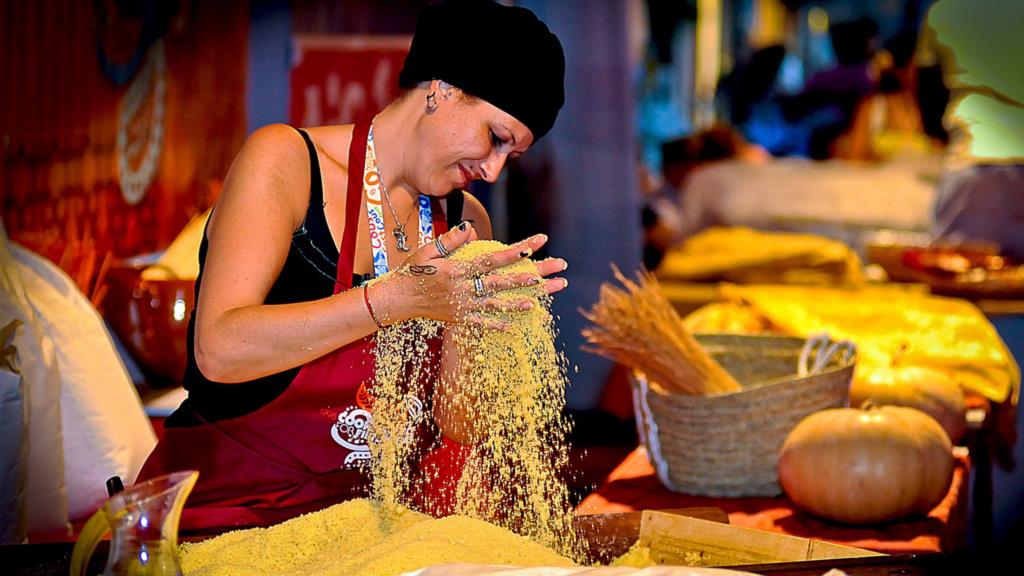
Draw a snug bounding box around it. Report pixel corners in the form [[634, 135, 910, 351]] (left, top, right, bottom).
[[70, 470, 198, 576]]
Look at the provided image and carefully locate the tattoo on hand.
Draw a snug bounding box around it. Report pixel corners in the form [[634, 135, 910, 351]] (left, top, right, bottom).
[[408, 264, 438, 276]]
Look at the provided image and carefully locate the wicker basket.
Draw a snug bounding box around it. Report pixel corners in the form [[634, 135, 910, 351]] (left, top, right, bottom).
[[631, 334, 855, 497]]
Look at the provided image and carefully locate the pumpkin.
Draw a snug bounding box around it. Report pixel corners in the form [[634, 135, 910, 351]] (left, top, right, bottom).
[[778, 405, 954, 525], [851, 347, 967, 443]]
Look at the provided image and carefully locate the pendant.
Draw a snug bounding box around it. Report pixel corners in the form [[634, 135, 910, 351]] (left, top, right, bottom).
[[394, 226, 411, 252]]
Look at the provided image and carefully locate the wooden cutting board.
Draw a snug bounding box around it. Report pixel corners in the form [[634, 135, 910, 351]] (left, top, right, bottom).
[[638, 510, 883, 567], [574, 507, 729, 565]]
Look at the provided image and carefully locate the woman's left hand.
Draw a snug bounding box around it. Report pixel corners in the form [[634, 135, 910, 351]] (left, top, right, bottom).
[[472, 233, 569, 297], [368, 225, 566, 329]]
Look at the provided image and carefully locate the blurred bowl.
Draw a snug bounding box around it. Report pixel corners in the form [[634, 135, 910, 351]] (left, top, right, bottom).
[[866, 242, 1024, 299], [102, 262, 195, 383]]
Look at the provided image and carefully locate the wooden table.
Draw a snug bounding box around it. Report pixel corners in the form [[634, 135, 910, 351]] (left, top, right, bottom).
[[577, 447, 971, 555]]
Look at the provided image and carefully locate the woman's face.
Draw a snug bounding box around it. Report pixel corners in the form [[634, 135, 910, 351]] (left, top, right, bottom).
[[410, 88, 534, 196]]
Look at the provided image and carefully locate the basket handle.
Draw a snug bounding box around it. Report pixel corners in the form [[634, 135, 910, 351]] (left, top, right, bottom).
[[798, 333, 856, 376], [630, 372, 678, 491]]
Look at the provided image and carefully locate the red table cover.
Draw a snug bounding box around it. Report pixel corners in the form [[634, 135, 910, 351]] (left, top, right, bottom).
[[577, 446, 970, 554]]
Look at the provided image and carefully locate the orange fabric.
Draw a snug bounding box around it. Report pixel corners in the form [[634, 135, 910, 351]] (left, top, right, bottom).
[[576, 447, 970, 554], [597, 364, 635, 421]]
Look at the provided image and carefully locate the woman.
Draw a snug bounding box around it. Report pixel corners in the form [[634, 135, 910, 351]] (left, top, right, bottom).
[[137, 0, 567, 530]]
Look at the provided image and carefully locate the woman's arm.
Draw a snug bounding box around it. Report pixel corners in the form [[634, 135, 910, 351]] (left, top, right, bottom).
[[434, 194, 493, 442], [193, 124, 385, 382]]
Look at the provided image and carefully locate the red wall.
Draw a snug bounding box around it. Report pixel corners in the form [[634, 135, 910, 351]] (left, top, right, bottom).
[[1, 1, 248, 301]]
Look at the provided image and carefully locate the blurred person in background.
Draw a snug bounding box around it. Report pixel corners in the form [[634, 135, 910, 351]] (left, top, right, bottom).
[[925, 0, 1024, 262], [931, 165, 1024, 260], [837, 30, 944, 161], [718, 45, 811, 157], [788, 17, 881, 159], [641, 125, 768, 269]]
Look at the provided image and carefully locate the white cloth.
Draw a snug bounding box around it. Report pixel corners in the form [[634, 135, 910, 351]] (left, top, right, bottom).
[[0, 223, 68, 534], [12, 244, 156, 520], [678, 157, 940, 248]]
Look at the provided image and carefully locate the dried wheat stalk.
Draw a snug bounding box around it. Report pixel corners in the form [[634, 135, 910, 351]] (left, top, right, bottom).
[[581, 267, 742, 396]]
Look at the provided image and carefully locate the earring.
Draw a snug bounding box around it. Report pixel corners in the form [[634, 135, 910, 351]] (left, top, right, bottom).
[[425, 91, 438, 114]]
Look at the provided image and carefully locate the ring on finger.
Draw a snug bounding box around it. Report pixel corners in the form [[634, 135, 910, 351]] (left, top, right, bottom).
[[473, 275, 487, 298], [434, 237, 451, 257]]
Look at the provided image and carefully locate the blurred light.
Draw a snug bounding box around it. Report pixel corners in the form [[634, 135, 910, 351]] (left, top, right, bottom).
[[694, 0, 723, 128], [808, 7, 829, 35], [173, 297, 186, 322], [775, 52, 806, 94]]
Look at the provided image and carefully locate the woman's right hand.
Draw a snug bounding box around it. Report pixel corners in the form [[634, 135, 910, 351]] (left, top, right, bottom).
[[366, 223, 567, 329]]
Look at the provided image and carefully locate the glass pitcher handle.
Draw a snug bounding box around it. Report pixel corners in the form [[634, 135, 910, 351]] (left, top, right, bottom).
[[69, 509, 110, 576]]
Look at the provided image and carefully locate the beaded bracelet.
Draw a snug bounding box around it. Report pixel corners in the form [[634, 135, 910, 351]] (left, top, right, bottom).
[[363, 283, 385, 330]]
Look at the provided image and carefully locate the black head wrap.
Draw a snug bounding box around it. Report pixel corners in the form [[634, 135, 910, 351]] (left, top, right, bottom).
[[399, 0, 565, 141]]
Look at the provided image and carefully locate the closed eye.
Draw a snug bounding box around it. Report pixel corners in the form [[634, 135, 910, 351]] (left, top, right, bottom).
[[491, 127, 524, 159]]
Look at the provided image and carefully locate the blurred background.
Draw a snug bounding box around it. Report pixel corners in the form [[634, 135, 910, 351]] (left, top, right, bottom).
[[2, 0, 1022, 557]]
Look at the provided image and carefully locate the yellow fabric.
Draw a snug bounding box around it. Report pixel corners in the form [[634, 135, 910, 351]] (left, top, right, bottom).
[[657, 227, 864, 285], [686, 284, 1019, 404], [872, 130, 940, 160], [682, 301, 777, 335], [141, 209, 211, 281]]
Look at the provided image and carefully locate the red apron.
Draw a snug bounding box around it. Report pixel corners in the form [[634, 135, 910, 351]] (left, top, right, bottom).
[[137, 123, 466, 532]]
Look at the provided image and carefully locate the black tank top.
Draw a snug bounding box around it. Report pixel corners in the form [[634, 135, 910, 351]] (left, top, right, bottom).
[[167, 128, 465, 427]]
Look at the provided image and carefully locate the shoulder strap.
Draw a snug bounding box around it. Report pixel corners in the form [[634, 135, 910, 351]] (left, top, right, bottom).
[[294, 129, 325, 214], [335, 123, 370, 293]]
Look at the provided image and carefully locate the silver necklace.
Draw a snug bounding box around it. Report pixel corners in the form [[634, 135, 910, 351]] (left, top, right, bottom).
[[378, 173, 414, 252]]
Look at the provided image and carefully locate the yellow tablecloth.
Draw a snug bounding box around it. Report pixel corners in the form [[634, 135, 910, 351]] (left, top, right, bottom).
[[685, 283, 1019, 404]]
